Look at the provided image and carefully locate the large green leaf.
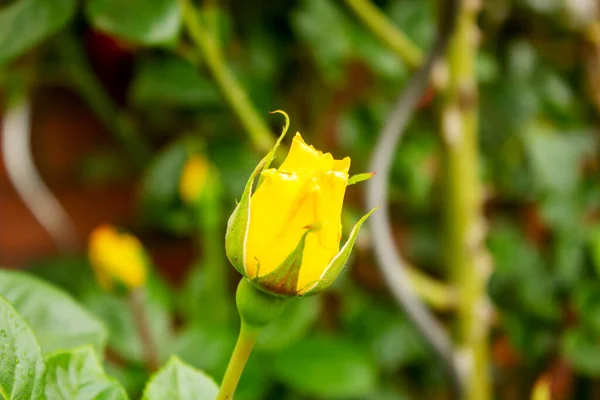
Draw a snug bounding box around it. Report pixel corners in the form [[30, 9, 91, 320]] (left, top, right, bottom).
[[44, 346, 128, 400], [0, 0, 76, 65], [141, 357, 219, 400], [85, 0, 181, 46], [0, 295, 45, 399], [0, 270, 107, 355], [273, 336, 377, 398]]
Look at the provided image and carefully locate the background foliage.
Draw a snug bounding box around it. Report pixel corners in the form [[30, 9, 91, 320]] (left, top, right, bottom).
[[1, 0, 600, 399]]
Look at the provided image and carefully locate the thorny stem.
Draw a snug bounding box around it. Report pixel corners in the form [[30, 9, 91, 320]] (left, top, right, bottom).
[[129, 287, 160, 372], [442, 1, 491, 399], [181, 0, 274, 153], [344, 0, 423, 68], [216, 322, 260, 400]]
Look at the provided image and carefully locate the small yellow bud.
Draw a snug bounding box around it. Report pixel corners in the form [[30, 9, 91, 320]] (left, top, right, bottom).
[[88, 224, 148, 291], [531, 375, 551, 400], [179, 155, 211, 205]]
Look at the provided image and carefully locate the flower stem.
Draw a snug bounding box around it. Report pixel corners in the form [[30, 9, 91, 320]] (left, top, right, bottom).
[[217, 322, 260, 400], [129, 287, 160, 372], [180, 0, 274, 153]]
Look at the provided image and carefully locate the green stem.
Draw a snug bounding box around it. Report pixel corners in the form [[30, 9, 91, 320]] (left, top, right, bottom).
[[217, 322, 260, 400], [442, 1, 490, 399], [344, 0, 423, 68], [181, 0, 274, 153]]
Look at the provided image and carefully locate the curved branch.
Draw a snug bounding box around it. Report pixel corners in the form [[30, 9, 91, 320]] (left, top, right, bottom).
[[2, 97, 78, 252], [364, 0, 463, 397]]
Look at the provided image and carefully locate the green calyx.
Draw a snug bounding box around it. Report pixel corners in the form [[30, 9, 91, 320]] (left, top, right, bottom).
[[236, 278, 288, 329]]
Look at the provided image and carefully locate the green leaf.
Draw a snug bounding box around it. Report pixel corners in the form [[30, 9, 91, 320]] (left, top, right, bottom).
[[573, 282, 600, 334], [44, 346, 128, 400], [142, 356, 219, 400], [561, 327, 600, 376], [589, 226, 600, 278], [0, 295, 45, 399], [0, 0, 77, 65], [524, 123, 592, 195], [273, 336, 377, 398], [130, 56, 221, 109], [487, 222, 560, 321], [0, 270, 107, 355], [85, 0, 181, 46]]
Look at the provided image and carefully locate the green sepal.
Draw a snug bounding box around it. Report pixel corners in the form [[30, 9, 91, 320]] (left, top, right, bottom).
[[347, 172, 375, 186], [301, 208, 378, 295], [225, 158, 266, 275], [251, 229, 311, 297], [225, 112, 291, 276], [262, 110, 290, 171]]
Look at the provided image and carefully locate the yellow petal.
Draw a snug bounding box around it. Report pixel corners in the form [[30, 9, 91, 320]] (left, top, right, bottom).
[[245, 170, 315, 278], [332, 157, 351, 173], [297, 171, 348, 289], [278, 133, 348, 174]]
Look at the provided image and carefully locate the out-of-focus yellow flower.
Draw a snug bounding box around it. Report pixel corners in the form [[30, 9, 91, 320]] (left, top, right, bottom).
[[531, 375, 551, 400], [226, 111, 375, 297], [88, 224, 148, 291], [180, 154, 211, 205]]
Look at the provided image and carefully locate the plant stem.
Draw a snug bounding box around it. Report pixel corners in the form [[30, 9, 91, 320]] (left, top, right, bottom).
[[217, 322, 260, 400], [442, 1, 490, 399], [129, 287, 160, 372], [181, 0, 274, 153], [344, 0, 423, 68]]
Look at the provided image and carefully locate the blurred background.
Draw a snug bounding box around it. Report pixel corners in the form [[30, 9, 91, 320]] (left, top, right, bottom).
[[1, 0, 600, 399]]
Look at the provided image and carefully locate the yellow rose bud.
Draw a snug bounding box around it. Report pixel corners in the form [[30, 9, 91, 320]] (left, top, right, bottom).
[[226, 111, 376, 297], [179, 154, 211, 205], [88, 224, 148, 291]]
